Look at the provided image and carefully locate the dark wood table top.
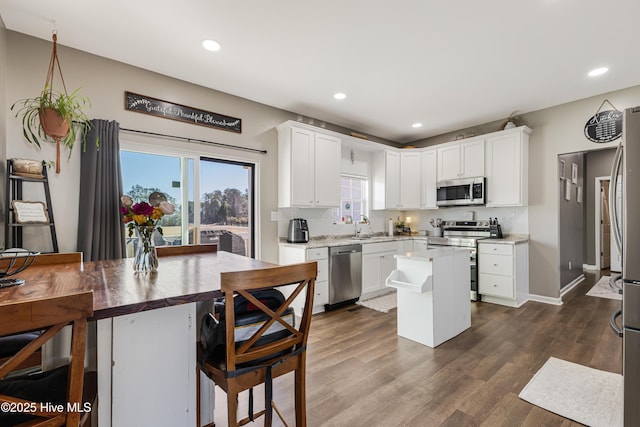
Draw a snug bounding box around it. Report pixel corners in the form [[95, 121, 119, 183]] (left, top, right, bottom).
[[0, 252, 276, 321]]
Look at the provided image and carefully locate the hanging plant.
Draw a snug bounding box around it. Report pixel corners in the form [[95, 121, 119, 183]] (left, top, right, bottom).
[[10, 31, 95, 173]]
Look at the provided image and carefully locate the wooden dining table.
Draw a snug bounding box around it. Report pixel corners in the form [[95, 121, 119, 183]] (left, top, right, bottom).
[[0, 251, 277, 426]]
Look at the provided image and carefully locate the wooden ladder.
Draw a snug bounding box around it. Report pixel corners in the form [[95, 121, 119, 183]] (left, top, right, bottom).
[[4, 159, 59, 252]]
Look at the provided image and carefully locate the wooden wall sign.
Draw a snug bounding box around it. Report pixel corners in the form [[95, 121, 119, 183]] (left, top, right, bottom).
[[584, 109, 622, 143], [125, 92, 242, 133]]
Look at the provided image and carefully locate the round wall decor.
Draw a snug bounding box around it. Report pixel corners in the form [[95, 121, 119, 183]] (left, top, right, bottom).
[[584, 109, 623, 143]]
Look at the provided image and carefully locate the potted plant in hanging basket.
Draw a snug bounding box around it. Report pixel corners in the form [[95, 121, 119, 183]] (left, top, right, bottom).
[[11, 86, 92, 173], [9, 31, 95, 174]]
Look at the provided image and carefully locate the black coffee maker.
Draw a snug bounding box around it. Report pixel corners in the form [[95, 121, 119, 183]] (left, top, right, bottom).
[[287, 218, 309, 243]]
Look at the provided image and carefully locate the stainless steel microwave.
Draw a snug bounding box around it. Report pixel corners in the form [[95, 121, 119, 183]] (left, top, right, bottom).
[[436, 177, 486, 207]]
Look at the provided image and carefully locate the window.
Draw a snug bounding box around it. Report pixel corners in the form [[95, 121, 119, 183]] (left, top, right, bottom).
[[335, 175, 368, 223], [120, 149, 256, 258]]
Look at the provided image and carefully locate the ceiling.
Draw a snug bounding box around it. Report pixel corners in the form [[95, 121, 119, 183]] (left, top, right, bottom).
[[2, 1, 640, 143]]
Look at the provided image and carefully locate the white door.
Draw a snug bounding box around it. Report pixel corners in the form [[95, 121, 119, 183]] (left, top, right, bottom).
[[460, 139, 485, 178], [437, 144, 461, 181], [400, 151, 421, 209], [385, 151, 401, 209], [290, 127, 315, 206], [313, 133, 341, 207], [421, 150, 438, 209], [111, 304, 196, 426]]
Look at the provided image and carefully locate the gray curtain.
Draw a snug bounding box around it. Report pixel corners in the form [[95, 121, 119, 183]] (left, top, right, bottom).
[[77, 119, 126, 260]]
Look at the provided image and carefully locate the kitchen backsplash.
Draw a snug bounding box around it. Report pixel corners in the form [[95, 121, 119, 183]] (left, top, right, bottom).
[[277, 206, 528, 239]]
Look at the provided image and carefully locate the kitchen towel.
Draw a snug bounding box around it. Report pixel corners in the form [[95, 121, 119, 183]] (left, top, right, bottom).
[[519, 356, 623, 427]]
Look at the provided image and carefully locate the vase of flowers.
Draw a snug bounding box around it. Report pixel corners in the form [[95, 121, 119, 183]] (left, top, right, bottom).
[[120, 192, 175, 273]]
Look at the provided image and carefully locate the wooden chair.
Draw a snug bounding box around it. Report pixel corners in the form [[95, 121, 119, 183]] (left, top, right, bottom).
[[198, 261, 317, 427], [0, 290, 95, 426], [156, 244, 218, 257], [0, 252, 83, 371]]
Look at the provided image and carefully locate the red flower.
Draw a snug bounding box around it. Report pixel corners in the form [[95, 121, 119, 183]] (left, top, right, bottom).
[[132, 202, 154, 216]]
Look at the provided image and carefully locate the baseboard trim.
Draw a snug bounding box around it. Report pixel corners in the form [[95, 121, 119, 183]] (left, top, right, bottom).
[[528, 293, 563, 306], [560, 274, 585, 299]]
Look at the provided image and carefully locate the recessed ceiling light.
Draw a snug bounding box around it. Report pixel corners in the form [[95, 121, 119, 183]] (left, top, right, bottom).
[[334, 93, 347, 100], [202, 39, 221, 52], [588, 67, 608, 77], [412, 123, 423, 128]]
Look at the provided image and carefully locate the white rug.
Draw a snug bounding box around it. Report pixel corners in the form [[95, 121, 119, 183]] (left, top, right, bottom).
[[586, 275, 622, 300], [357, 292, 397, 313], [519, 357, 623, 427]]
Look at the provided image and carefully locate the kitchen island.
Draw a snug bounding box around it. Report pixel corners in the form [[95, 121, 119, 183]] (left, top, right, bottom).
[[0, 251, 276, 426], [386, 247, 471, 348]]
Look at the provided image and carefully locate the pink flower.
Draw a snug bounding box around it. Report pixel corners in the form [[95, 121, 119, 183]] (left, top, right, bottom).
[[159, 201, 175, 215], [120, 206, 130, 215]]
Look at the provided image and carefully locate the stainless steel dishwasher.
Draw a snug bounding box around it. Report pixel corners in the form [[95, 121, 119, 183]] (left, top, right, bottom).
[[326, 244, 362, 311]]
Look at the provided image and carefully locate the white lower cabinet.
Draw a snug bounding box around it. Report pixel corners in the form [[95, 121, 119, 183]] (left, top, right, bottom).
[[279, 246, 328, 314], [361, 241, 401, 299], [478, 242, 529, 307]]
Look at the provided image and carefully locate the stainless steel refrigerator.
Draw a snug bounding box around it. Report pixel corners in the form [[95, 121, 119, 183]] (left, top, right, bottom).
[[610, 106, 640, 426]]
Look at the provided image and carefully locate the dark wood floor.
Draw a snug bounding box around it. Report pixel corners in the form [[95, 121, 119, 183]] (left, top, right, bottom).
[[214, 270, 622, 426]]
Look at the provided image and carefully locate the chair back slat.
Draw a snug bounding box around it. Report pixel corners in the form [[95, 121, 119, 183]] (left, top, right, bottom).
[[0, 292, 93, 337], [156, 244, 218, 257]]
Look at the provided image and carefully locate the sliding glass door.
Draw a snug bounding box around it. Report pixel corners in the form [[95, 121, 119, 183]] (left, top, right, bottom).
[[120, 150, 254, 258], [199, 157, 254, 258]]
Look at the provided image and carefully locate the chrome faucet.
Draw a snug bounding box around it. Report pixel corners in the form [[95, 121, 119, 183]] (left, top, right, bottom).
[[354, 215, 373, 238]]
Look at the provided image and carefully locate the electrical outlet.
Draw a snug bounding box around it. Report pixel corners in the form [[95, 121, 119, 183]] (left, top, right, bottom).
[[569, 261, 572, 270], [270, 211, 282, 221]]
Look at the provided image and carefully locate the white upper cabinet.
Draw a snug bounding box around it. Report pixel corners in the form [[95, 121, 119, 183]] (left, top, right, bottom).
[[437, 138, 485, 181], [400, 151, 421, 209], [372, 150, 421, 210], [485, 127, 531, 207], [421, 149, 438, 209], [277, 123, 341, 208]]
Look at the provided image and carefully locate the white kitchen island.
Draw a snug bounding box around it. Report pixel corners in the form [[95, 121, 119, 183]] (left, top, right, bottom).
[[386, 247, 471, 348]]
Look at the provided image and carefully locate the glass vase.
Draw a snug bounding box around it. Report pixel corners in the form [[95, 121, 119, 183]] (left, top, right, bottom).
[[133, 225, 158, 273]]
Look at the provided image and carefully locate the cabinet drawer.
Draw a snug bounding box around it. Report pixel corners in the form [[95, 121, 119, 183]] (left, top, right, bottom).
[[314, 280, 328, 306], [478, 243, 513, 256], [316, 259, 328, 282], [362, 241, 399, 254], [306, 247, 328, 260], [479, 273, 514, 299], [479, 253, 513, 276]]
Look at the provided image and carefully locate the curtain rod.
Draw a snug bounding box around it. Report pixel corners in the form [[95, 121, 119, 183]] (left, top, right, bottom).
[[119, 127, 268, 155]]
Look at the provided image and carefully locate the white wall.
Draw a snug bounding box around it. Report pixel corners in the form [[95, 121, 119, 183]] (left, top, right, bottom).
[[2, 31, 293, 261]]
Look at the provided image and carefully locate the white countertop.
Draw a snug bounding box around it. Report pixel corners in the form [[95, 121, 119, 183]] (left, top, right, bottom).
[[279, 234, 425, 249], [393, 247, 472, 260], [478, 234, 529, 245], [279, 233, 529, 248]]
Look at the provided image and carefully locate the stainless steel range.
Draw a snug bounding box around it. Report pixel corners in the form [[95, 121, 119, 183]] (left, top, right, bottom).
[[427, 220, 491, 301]]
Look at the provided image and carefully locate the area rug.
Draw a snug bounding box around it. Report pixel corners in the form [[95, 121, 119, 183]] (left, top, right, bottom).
[[519, 357, 623, 427], [586, 275, 622, 300], [357, 292, 397, 313]]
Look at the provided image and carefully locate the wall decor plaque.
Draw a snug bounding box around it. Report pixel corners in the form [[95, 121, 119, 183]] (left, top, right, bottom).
[[584, 109, 622, 143], [125, 92, 241, 133], [11, 201, 49, 223]]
